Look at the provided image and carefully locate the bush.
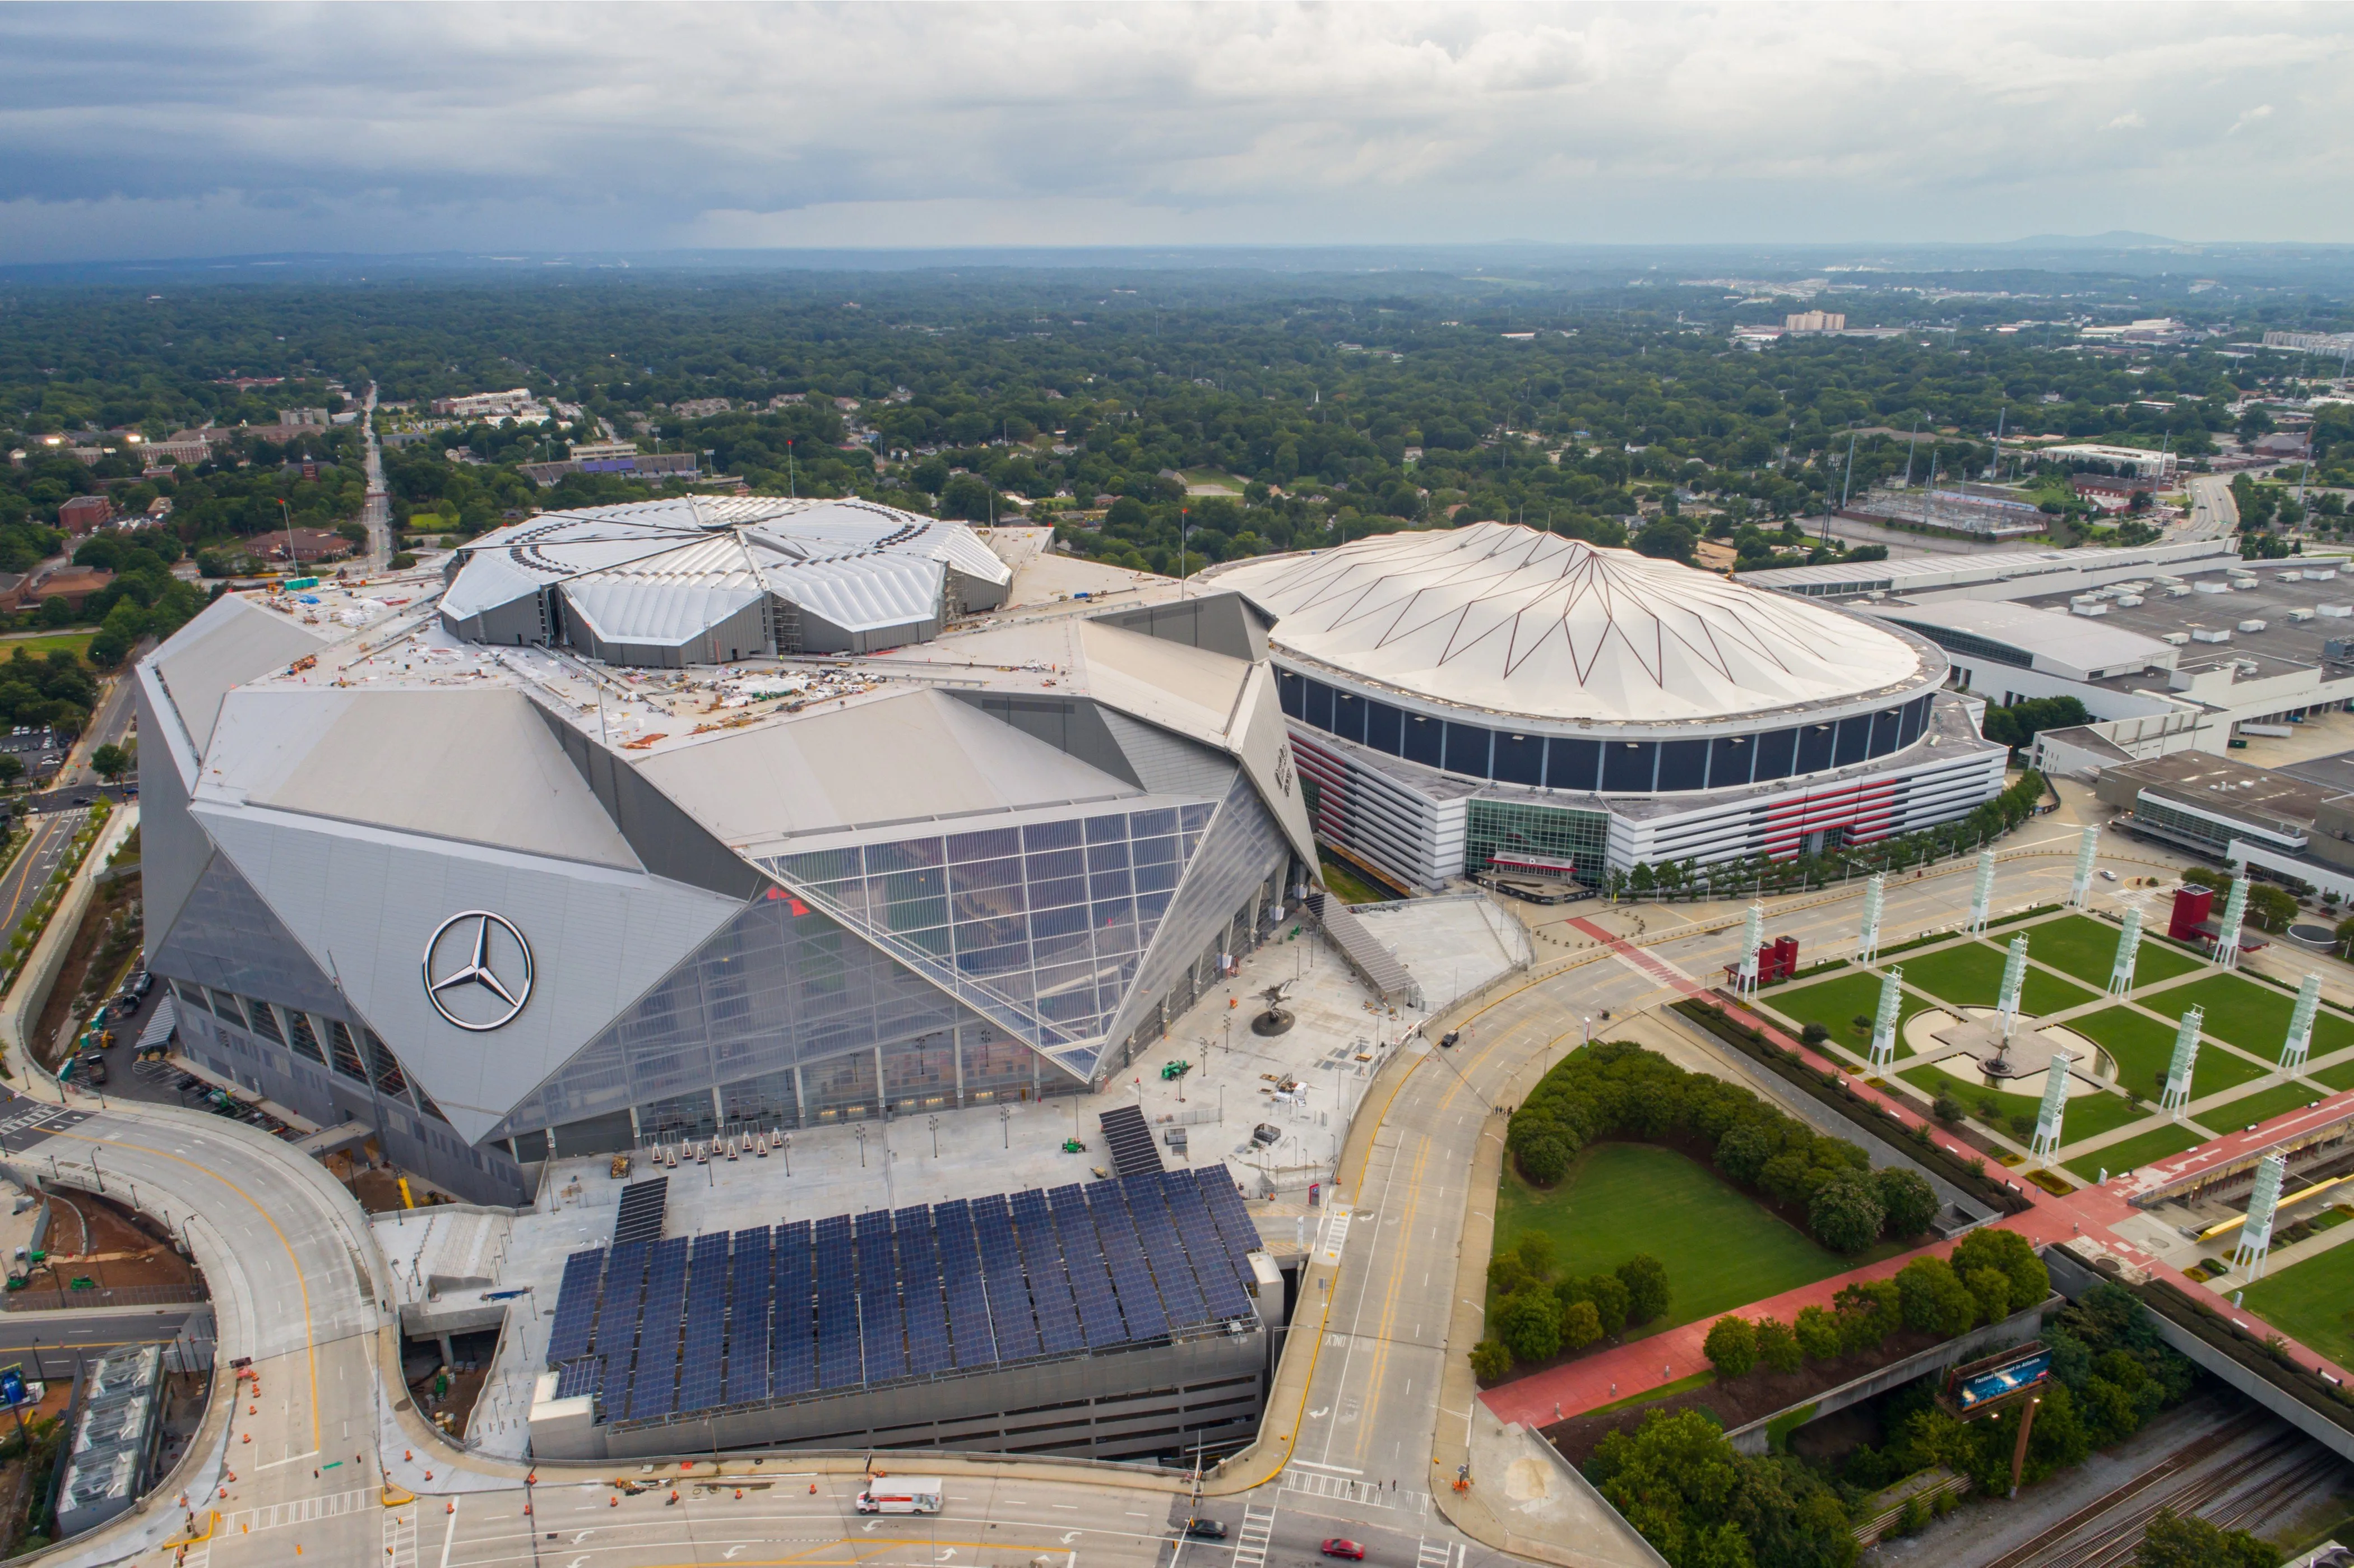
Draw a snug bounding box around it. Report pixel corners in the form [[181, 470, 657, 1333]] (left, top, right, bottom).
[[2136, 1505, 2280, 1567], [1618, 1254, 1671, 1325], [1877, 1167, 1940, 1240], [1587, 1409, 1854, 1568], [1498, 1287, 1563, 1364], [1469, 1338, 1511, 1384], [1795, 1304, 1842, 1362], [1800, 1022, 1829, 1045], [1809, 1168, 1887, 1253], [1755, 1316, 1802, 1375], [390, 551, 418, 569], [1704, 1315, 1758, 1376]]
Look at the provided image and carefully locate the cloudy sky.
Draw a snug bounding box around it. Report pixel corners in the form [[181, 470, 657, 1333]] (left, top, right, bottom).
[[2, 2, 2348, 264]]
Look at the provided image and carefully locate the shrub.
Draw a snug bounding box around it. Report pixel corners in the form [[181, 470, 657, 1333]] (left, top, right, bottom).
[[1561, 1298, 1604, 1353], [1800, 1022, 1829, 1045], [1618, 1254, 1671, 1325], [1794, 1305, 1842, 1362], [1876, 1167, 1940, 1240], [1809, 1168, 1887, 1252], [1755, 1316, 1802, 1375], [1704, 1315, 1758, 1377], [1469, 1338, 1511, 1384], [1497, 1287, 1562, 1364]]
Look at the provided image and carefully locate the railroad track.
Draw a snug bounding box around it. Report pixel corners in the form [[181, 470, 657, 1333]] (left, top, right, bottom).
[[2061, 1443, 2347, 1568], [1981, 1411, 2275, 1568]]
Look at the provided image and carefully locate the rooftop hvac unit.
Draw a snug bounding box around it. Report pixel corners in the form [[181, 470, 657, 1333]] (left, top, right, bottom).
[[2072, 601, 2110, 617], [2193, 581, 2232, 595], [2190, 628, 2233, 643], [2155, 575, 2186, 586], [2162, 632, 2191, 646], [2114, 593, 2145, 607], [2307, 568, 2341, 581], [2321, 604, 2354, 618], [2238, 620, 2268, 633], [2327, 637, 2354, 661], [2163, 585, 2191, 598], [2288, 608, 2316, 623], [2229, 577, 2260, 590]]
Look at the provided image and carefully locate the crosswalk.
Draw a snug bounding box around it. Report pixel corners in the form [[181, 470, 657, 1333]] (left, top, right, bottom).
[[1232, 1503, 1278, 1568], [1279, 1468, 1430, 1516], [383, 1501, 418, 1568], [1417, 1538, 1462, 1568], [1318, 1205, 1353, 1265], [0, 1097, 86, 1153], [220, 1483, 379, 1534]]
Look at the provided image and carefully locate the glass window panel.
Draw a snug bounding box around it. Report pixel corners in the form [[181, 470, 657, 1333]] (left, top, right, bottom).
[[948, 828, 1020, 862], [1795, 722, 1837, 774], [878, 868, 946, 902], [1753, 727, 1799, 781], [1084, 814, 1128, 845], [1402, 713, 1444, 767], [1656, 739, 1709, 792], [208, 990, 247, 1028], [1179, 803, 1213, 833], [1443, 722, 1493, 778], [1022, 819, 1082, 852], [1328, 690, 1366, 744], [1135, 889, 1174, 925], [781, 848, 861, 883], [1031, 928, 1094, 967], [1030, 903, 1090, 939], [327, 1019, 369, 1082], [244, 999, 284, 1045], [365, 1028, 409, 1095], [1833, 715, 1870, 767], [1024, 847, 1084, 881], [1602, 741, 1656, 792], [1088, 868, 1133, 901], [1277, 668, 1305, 718], [864, 838, 943, 873], [951, 856, 1025, 892], [1492, 733, 1544, 786], [1364, 700, 1403, 755], [1303, 679, 1334, 732], [1546, 736, 1600, 791], [882, 896, 948, 933], [1028, 875, 1087, 910], [1085, 841, 1130, 873], [1134, 860, 1180, 896], [1132, 834, 1180, 866], [1708, 736, 1754, 790], [1868, 708, 1902, 758], [286, 1011, 325, 1063], [1131, 807, 1179, 837]]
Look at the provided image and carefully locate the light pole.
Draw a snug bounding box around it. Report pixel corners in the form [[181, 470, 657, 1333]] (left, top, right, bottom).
[[854, 1126, 867, 1168], [928, 1115, 940, 1158], [781, 1132, 791, 1177], [999, 1105, 1010, 1149]]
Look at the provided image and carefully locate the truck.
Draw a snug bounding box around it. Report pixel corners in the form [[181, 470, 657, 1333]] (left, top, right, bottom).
[[855, 1477, 943, 1515]]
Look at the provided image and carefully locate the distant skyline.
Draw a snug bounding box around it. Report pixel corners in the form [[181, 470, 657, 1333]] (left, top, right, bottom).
[[3, 3, 2349, 265]]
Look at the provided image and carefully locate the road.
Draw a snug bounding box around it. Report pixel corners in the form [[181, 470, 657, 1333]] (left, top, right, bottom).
[[0, 807, 87, 940], [361, 381, 391, 570], [2183, 472, 2240, 541], [0, 1305, 205, 1366]]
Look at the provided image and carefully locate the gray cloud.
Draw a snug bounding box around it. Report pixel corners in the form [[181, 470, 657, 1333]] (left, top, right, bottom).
[[0, 2, 2348, 262]]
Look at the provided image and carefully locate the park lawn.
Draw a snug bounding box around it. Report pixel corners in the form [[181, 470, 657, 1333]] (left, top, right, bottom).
[[2139, 972, 2354, 1064], [2312, 1058, 2354, 1093], [0, 632, 95, 661], [2061, 1122, 2208, 1182], [1899, 1062, 2150, 1146], [1898, 940, 2098, 1018], [2203, 1079, 2332, 1133], [1760, 969, 1933, 1060], [2021, 913, 2202, 990], [2239, 1238, 2354, 1373], [2064, 1006, 2270, 1103], [1493, 1142, 1881, 1338]]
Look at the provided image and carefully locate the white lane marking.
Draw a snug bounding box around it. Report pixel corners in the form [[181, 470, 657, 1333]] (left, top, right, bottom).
[[440, 1493, 460, 1568], [1289, 1460, 1363, 1476]]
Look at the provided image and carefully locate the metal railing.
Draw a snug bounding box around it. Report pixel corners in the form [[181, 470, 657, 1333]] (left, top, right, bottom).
[[3, 1281, 207, 1314]]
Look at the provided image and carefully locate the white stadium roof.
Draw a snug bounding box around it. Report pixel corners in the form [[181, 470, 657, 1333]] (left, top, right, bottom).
[[1865, 599, 2177, 683], [1209, 522, 1930, 725]]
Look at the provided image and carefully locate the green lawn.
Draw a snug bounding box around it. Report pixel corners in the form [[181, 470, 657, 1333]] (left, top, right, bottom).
[[2204, 1079, 2331, 1132], [1761, 969, 1933, 1059], [2239, 1239, 2354, 1372], [2313, 1057, 2354, 1093], [1900, 1061, 2149, 1146], [1493, 1142, 1878, 1338], [1899, 940, 2100, 1018], [2065, 1006, 2270, 1102], [0, 632, 95, 661], [2061, 1122, 2208, 1182], [2139, 973, 2354, 1064], [2018, 913, 2202, 990]]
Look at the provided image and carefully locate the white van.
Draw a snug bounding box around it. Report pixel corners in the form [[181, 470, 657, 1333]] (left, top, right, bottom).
[[856, 1477, 944, 1515]]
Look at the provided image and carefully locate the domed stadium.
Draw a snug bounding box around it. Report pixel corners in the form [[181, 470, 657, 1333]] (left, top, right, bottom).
[[1207, 523, 2008, 892]]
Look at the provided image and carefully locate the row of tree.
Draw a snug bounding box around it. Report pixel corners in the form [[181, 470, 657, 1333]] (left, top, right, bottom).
[[1506, 1042, 1940, 1255], [1471, 1233, 1670, 1379]]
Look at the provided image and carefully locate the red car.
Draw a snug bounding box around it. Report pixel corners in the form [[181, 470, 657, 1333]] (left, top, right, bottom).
[[1321, 1543, 1366, 1561]]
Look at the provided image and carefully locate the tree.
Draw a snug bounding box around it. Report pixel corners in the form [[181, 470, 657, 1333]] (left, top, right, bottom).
[[1633, 518, 1697, 563], [2244, 882, 2300, 934], [1951, 1226, 2049, 1312], [1963, 1266, 2013, 1327], [0, 755, 21, 792], [2136, 1507, 2280, 1568], [1560, 1298, 1604, 1353], [1469, 1339, 1512, 1384], [1497, 1287, 1562, 1364], [1583, 1272, 1631, 1337], [1808, 1168, 1886, 1253], [1514, 1232, 1558, 1282], [90, 743, 128, 782], [1618, 1255, 1671, 1325], [1754, 1316, 1802, 1375], [1875, 1167, 1940, 1241], [1833, 1278, 1901, 1352], [1794, 1305, 1842, 1362], [1896, 1256, 1978, 1337], [1703, 1315, 1758, 1377]]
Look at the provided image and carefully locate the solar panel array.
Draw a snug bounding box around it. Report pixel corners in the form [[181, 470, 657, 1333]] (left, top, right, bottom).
[[612, 1177, 669, 1247], [540, 1167, 1260, 1428]]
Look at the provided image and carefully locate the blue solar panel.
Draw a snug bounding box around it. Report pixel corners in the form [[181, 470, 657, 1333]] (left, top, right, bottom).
[[1195, 1166, 1263, 1282], [1123, 1175, 1207, 1329], [1012, 1190, 1082, 1355], [972, 1195, 1040, 1361], [815, 1217, 862, 1391], [726, 1226, 772, 1405], [855, 1210, 909, 1384], [596, 1240, 651, 1385], [1163, 1172, 1255, 1320], [677, 1232, 730, 1413], [546, 1248, 606, 1366], [772, 1221, 816, 1398], [628, 1236, 691, 1421], [1095, 1182, 1173, 1339], [1048, 1186, 1124, 1351], [933, 1199, 998, 1370], [895, 1206, 955, 1377]]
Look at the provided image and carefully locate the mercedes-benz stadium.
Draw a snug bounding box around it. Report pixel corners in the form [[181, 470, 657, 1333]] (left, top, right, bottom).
[[136, 497, 1316, 1208], [1206, 522, 2008, 893]]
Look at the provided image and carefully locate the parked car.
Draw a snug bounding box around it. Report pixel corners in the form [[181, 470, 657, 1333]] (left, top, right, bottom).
[[1321, 1542, 1366, 1561], [1184, 1520, 1229, 1539], [77, 1051, 107, 1086], [129, 971, 152, 998]]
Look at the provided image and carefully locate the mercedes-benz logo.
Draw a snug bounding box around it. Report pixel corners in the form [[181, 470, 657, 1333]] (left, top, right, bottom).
[[421, 911, 534, 1032]]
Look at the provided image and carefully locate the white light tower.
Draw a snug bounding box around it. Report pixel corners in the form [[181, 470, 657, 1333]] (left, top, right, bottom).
[[2215, 877, 2250, 969], [1968, 848, 1996, 935], [2282, 972, 2321, 1075], [2230, 1153, 2288, 1282], [2108, 907, 2144, 997], [1996, 934, 2030, 1038], [1869, 966, 1904, 1071], [2030, 1049, 2074, 1159], [2161, 1006, 2204, 1117], [1736, 901, 1763, 998], [1858, 873, 1885, 967], [2069, 824, 2099, 908]]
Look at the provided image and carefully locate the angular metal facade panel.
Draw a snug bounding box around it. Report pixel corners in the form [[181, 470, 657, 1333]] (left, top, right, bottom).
[[134, 671, 211, 947], [1096, 707, 1241, 800]]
